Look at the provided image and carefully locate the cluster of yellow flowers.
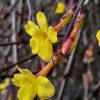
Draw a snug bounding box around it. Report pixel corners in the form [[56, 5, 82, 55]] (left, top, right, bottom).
[[12, 1, 100, 99], [13, 11, 58, 100], [12, 2, 73, 100]]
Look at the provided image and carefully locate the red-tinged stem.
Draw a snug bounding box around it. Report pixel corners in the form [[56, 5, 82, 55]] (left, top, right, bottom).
[[54, 4, 77, 33], [36, 49, 61, 76], [61, 14, 83, 55], [36, 15, 84, 76], [64, 0, 84, 39], [69, 15, 83, 40], [72, 4, 77, 11], [54, 9, 73, 32]]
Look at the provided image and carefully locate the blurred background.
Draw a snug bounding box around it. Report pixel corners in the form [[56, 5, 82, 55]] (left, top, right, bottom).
[[0, 0, 100, 100]]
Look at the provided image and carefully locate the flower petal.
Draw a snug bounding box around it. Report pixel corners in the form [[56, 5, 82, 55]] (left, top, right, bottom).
[[36, 12, 48, 33], [4, 78, 10, 86], [30, 37, 39, 54], [12, 74, 27, 87], [17, 84, 36, 100], [1, 89, 6, 95], [37, 76, 55, 99], [48, 26, 57, 43], [0, 78, 10, 90], [96, 30, 100, 40], [55, 2, 65, 14], [98, 41, 100, 46], [38, 40, 53, 62], [96, 30, 100, 46], [24, 20, 41, 37], [17, 66, 33, 76], [12, 73, 35, 87], [0, 84, 6, 90]]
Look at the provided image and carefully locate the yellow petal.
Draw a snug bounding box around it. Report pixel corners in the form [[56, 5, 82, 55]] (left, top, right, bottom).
[[96, 30, 100, 41], [12, 74, 27, 87], [36, 12, 48, 33], [24, 20, 41, 37], [30, 37, 39, 54], [47, 26, 57, 43], [16, 66, 33, 76], [17, 84, 36, 100], [38, 40, 53, 62], [4, 78, 10, 86], [55, 2, 65, 14], [37, 76, 55, 99], [12, 73, 36, 87], [98, 41, 100, 46], [0, 84, 6, 90], [1, 89, 6, 95]]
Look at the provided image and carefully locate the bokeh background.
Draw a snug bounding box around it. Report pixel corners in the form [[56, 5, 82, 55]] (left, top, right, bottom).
[[0, 0, 100, 100]]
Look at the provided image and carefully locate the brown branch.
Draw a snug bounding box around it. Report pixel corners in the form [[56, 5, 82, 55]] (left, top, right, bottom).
[[0, 41, 22, 46], [27, 0, 32, 20], [0, 0, 19, 20], [64, 0, 84, 39], [0, 55, 36, 73], [36, 49, 61, 76]]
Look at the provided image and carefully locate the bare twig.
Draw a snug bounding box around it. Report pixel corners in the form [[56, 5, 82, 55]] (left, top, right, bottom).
[[57, 30, 82, 100], [11, 0, 17, 66], [0, 41, 22, 46], [88, 81, 100, 99], [64, 0, 84, 39], [27, 0, 32, 20], [0, 0, 19, 20], [0, 55, 36, 73]]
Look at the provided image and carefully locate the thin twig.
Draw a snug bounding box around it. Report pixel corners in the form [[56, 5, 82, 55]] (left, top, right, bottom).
[[11, 0, 17, 66], [0, 24, 11, 37], [17, 0, 23, 33], [0, 0, 19, 20], [48, 0, 60, 22], [27, 0, 32, 20], [0, 41, 22, 46], [88, 81, 100, 99], [0, 55, 36, 73], [64, 0, 84, 39], [57, 30, 82, 100]]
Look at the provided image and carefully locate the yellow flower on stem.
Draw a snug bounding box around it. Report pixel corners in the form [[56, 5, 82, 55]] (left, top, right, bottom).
[[24, 12, 57, 62], [12, 66, 55, 100], [55, 2, 65, 14], [96, 30, 100, 46]]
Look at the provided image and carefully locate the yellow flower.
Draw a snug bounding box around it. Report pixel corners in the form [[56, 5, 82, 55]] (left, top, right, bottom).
[[24, 12, 57, 62], [12, 66, 55, 100], [55, 2, 65, 14], [96, 30, 100, 46], [0, 78, 10, 95], [0, 78, 10, 90]]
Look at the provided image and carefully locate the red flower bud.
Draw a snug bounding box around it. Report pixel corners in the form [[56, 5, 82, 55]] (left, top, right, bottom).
[[61, 38, 73, 55]]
